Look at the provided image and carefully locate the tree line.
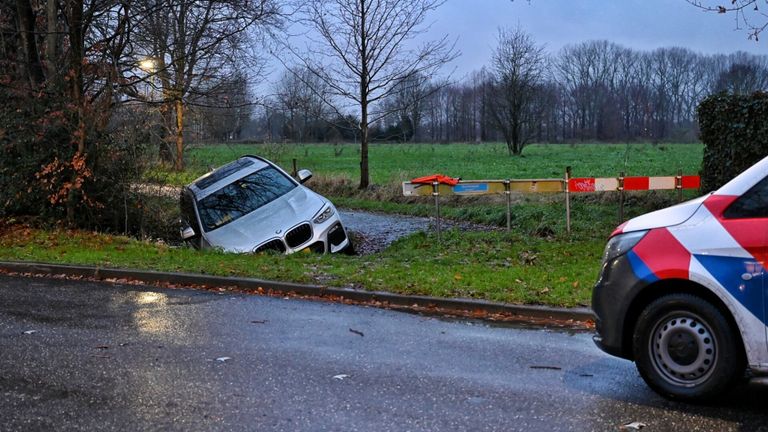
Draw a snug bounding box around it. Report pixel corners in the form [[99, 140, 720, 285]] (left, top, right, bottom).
[[253, 36, 768, 155]]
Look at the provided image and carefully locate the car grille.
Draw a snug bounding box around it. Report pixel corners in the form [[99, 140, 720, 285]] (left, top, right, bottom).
[[254, 239, 286, 254], [286, 223, 312, 248], [328, 223, 347, 247]]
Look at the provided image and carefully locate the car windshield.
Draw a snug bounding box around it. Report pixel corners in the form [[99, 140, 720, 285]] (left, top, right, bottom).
[[197, 166, 297, 232]]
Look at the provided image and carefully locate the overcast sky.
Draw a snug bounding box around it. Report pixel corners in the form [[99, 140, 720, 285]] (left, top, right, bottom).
[[266, 1, 766, 90], [425, 0, 766, 78]]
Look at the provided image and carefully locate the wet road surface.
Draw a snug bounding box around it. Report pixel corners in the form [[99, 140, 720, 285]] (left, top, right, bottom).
[[1, 275, 768, 431]]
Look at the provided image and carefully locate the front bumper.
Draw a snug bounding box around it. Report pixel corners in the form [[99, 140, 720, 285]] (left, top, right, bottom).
[[251, 215, 350, 255], [288, 219, 350, 255], [591, 253, 650, 360], [315, 221, 350, 254]]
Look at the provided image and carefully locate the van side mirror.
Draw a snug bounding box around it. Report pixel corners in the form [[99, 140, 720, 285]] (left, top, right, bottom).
[[297, 169, 313, 184]]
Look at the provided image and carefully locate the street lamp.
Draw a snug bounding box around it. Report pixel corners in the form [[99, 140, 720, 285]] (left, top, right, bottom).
[[138, 57, 158, 101], [139, 58, 157, 73]]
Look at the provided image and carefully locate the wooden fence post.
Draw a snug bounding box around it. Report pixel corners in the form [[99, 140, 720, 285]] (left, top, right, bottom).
[[618, 171, 625, 223], [432, 181, 441, 243], [504, 179, 512, 232], [565, 167, 572, 234]]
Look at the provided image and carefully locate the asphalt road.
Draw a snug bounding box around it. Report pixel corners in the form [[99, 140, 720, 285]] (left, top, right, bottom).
[[1, 276, 768, 431]]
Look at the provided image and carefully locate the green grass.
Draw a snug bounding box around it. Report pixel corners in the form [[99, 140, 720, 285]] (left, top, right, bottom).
[[0, 226, 602, 307], [152, 142, 704, 186]]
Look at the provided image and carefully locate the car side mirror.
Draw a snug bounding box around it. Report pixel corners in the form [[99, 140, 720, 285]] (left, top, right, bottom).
[[180, 226, 196, 240], [297, 169, 313, 184]]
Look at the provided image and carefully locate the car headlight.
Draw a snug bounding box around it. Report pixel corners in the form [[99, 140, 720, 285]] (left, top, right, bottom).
[[313, 206, 335, 224], [602, 230, 648, 264]]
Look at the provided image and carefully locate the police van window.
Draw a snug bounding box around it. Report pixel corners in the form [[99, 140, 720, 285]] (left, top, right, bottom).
[[724, 176, 768, 219]]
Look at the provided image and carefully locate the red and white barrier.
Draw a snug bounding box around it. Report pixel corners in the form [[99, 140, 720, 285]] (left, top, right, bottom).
[[403, 169, 701, 235], [568, 175, 700, 193]]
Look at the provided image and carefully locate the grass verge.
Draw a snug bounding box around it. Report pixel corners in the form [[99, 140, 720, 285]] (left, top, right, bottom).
[[0, 225, 602, 308]]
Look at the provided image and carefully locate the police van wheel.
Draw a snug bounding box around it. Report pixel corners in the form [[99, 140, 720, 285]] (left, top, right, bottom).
[[633, 293, 745, 401]]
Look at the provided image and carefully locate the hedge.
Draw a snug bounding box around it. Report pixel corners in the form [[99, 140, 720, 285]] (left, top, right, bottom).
[[697, 92, 768, 192]]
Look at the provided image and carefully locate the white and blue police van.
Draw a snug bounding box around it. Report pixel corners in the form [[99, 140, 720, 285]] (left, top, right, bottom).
[[592, 156, 768, 400]]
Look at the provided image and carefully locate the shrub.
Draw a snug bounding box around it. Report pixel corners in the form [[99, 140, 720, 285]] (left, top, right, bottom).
[[0, 88, 163, 235], [697, 92, 768, 192]]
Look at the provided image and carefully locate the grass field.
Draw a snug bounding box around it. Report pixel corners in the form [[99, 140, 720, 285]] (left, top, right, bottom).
[[156, 142, 704, 186]]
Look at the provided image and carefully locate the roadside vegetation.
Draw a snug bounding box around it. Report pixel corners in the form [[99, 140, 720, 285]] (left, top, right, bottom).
[[0, 142, 704, 307], [0, 223, 601, 307]]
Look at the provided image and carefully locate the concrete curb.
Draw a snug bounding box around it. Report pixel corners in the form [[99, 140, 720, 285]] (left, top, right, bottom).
[[0, 261, 595, 324]]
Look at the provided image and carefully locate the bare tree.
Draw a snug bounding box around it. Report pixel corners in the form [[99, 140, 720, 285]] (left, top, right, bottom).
[[687, 0, 768, 41], [195, 72, 255, 142], [272, 67, 332, 142], [376, 72, 434, 142], [488, 27, 546, 155], [132, 0, 281, 170], [714, 62, 768, 94], [291, 0, 457, 188]]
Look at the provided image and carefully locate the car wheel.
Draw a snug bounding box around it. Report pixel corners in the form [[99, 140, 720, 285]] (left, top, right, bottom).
[[632, 293, 744, 401]]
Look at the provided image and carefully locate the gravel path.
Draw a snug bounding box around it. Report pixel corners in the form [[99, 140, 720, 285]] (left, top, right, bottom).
[[339, 210, 499, 255]]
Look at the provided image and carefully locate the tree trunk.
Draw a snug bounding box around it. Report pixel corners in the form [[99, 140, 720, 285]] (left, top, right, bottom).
[[46, 0, 57, 70], [175, 99, 185, 171], [359, 105, 370, 189], [358, 0, 369, 189], [16, 0, 45, 86], [512, 120, 522, 155], [66, 0, 86, 225]]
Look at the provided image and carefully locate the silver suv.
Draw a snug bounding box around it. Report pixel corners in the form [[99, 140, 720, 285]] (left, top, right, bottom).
[[180, 155, 352, 254]]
